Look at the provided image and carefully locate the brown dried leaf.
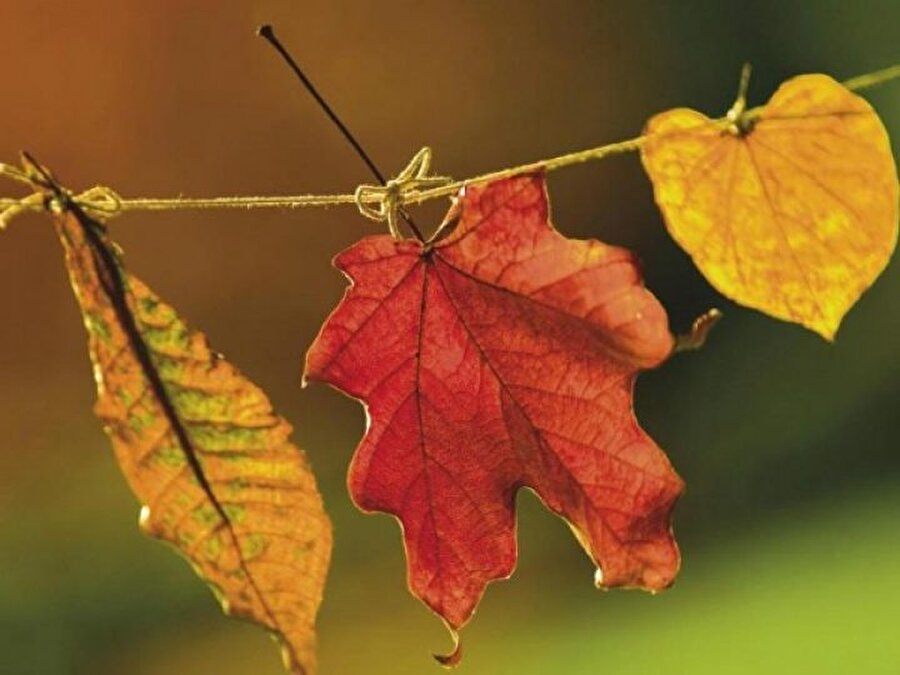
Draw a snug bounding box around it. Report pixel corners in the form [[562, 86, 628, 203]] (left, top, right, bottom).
[[56, 205, 331, 675]]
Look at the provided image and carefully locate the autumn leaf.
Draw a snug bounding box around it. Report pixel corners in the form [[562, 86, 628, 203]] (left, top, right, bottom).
[[305, 175, 683, 656], [640, 73, 899, 339], [55, 203, 331, 675]]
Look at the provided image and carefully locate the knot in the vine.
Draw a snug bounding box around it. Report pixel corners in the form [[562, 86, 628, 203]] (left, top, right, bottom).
[[354, 147, 452, 238], [0, 156, 123, 229], [75, 185, 124, 218]]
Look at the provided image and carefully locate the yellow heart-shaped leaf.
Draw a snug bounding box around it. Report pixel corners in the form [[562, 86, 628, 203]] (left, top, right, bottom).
[[641, 73, 898, 339]]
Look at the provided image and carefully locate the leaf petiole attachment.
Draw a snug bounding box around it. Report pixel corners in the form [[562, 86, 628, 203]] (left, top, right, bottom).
[[726, 62, 755, 136], [674, 309, 724, 353]]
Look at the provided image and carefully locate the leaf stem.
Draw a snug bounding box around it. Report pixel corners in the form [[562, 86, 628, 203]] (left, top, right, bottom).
[[257, 24, 426, 241]]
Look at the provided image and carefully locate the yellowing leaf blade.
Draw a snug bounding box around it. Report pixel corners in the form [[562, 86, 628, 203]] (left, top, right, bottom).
[[641, 73, 899, 339], [56, 206, 331, 675]]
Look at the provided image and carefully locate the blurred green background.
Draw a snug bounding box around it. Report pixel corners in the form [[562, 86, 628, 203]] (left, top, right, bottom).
[[0, 1, 898, 673]]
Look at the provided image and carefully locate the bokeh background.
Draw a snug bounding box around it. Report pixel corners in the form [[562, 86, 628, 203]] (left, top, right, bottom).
[[0, 2, 898, 674]]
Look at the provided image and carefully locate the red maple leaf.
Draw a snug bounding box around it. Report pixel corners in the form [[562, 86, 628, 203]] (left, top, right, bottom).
[[305, 175, 683, 642]]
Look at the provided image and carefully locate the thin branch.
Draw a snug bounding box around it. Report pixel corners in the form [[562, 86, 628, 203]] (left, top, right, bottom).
[[257, 24, 425, 240]]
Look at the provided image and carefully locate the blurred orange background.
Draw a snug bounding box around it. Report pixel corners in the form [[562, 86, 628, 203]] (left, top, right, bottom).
[[0, 2, 898, 674]]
